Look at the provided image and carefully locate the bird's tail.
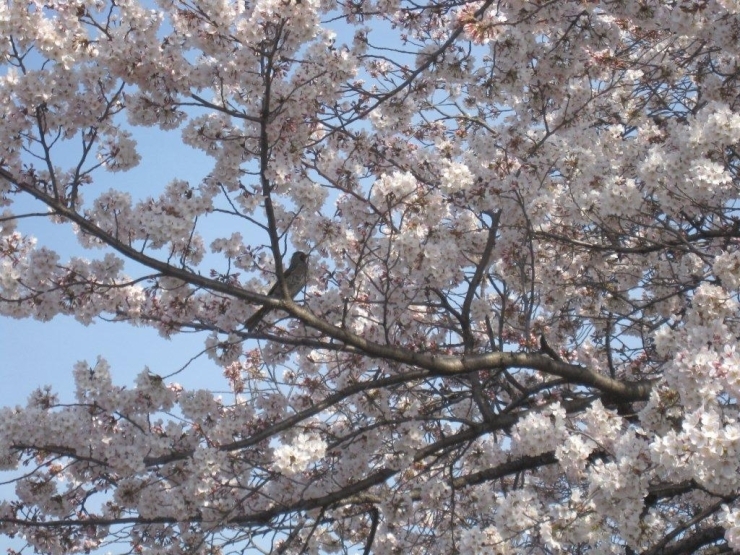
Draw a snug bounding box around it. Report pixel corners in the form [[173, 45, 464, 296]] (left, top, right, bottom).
[[245, 306, 271, 331]]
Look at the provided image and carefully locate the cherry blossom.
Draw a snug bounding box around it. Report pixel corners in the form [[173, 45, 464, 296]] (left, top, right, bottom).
[[1, 0, 740, 553]]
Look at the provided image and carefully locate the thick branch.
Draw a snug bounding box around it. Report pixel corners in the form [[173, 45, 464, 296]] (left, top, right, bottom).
[[2, 168, 654, 404]]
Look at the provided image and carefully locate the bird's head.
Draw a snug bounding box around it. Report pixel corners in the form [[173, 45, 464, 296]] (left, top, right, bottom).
[[291, 251, 308, 265]]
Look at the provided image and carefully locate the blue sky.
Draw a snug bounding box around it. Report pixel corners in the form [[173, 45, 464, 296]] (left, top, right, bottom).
[[0, 122, 238, 406]]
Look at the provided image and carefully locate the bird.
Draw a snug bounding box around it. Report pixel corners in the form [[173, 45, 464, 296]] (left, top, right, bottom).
[[245, 251, 309, 331]]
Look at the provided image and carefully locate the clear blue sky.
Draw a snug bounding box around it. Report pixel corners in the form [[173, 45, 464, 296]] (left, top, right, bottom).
[[0, 125, 237, 406]]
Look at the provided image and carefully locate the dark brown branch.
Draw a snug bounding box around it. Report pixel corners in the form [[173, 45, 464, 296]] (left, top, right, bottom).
[[0, 166, 655, 405]]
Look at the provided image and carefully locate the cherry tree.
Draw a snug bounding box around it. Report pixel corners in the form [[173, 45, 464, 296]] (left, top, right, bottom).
[[1, 0, 740, 553]]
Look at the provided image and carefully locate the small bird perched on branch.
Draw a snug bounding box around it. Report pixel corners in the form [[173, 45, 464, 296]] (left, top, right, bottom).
[[245, 251, 309, 331]]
